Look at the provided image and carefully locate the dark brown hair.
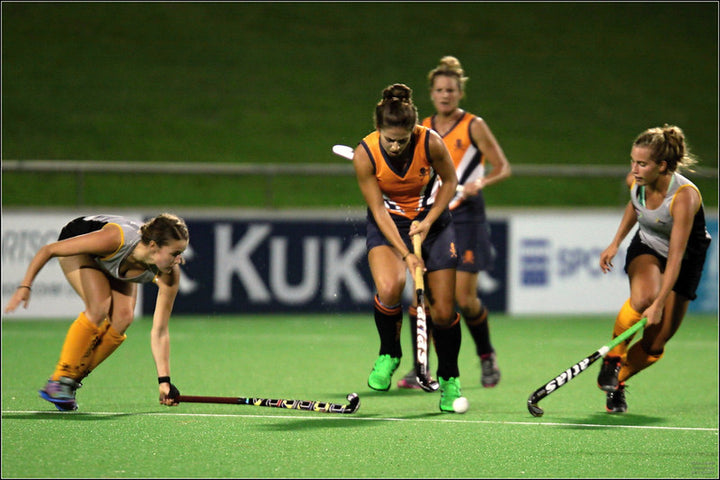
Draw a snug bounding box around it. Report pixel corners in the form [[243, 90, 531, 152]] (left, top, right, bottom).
[[374, 83, 418, 131]]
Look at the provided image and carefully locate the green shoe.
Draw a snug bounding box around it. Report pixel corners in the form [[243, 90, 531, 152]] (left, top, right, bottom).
[[368, 354, 401, 391], [439, 376, 463, 413]]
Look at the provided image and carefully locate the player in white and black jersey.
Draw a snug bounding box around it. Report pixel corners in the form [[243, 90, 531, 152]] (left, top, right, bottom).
[[4, 213, 189, 411], [597, 125, 712, 413]]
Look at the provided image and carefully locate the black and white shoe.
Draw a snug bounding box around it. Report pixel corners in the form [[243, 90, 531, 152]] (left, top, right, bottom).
[[606, 382, 627, 413], [597, 356, 621, 392]]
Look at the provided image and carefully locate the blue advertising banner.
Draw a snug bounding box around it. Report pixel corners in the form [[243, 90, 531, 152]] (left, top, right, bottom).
[[143, 217, 508, 315], [688, 217, 718, 313]]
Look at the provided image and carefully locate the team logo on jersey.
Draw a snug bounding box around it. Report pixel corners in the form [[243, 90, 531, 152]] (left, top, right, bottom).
[[462, 250, 474, 264], [419, 167, 429, 180], [454, 139, 463, 151]]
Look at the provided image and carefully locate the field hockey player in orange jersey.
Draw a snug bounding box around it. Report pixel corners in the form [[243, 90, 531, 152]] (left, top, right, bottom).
[[351, 83, 466, 412]]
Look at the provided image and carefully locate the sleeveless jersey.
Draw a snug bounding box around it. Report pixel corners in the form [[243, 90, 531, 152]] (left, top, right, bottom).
[[422, 111, 486, 222], [630, 172, 711, 258], [81, 215, 160, 283], [360, 125, 439, 220]]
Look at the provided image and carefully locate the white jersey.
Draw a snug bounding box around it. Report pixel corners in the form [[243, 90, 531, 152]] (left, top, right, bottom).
[[81, 215, 160, 283], [630, 172, 710, 258]]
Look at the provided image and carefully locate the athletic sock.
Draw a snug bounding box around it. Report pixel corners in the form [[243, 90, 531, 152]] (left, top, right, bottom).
[[464, 305, 493, 356], [607, 299, 643, 359], [52, 312, 100, 381], [433, 313, 461, 379], [374, 295, 403, 358], [83, 324, 127, 378], [619, 342, 664, 383]]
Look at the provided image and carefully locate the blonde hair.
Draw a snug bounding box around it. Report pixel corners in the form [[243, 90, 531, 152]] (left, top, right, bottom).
[[633, 124, 698, 172], [427, 56, 469, 91], [374, 83, 418, 131]]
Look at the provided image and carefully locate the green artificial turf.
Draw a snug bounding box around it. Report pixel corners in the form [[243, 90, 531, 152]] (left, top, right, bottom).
[[2, 314, 717, 478]]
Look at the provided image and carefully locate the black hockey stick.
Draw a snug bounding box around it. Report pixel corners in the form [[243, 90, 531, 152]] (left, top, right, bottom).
[[411, 222, 439, 392], [177, 392, 360, 414], [527, 317, 647, 417]]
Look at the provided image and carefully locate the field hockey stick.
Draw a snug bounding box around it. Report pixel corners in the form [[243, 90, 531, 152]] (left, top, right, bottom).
[[332, 144, 355, 160], [177, 392, 360, 414], [331, 144, 464, 194], [526, 317, 647, 417], [411, 221, 439, 392]]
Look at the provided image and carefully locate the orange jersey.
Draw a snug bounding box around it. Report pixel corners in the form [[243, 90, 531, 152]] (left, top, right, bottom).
[[422, 112, 484, 212], [360, 125, 438, 220]]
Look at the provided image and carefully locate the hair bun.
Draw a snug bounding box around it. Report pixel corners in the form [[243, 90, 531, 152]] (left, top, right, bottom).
[[383, 83, 412, 103]]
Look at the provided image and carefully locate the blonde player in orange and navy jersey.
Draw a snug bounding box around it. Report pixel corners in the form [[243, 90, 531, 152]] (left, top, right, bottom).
[[398, 56, 512, 390], [351, 83, 465, 412], [597, 125, 711, 413], [4, 213, 189, 411]]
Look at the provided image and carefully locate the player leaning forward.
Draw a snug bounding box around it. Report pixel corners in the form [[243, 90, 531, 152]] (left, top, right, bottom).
[[597, 125, 711, 413], [4, 213, 189, 411], [351, 83, 465, 412]]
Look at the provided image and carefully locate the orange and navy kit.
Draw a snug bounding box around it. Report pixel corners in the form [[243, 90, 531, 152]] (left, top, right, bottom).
[[422, 112, 494, 273], [360, 125, 439, 220], [360, 125, 457, 272], [422, 112, 487, 223]]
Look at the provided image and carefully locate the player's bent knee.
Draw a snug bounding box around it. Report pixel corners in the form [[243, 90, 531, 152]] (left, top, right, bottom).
[[111, 309, 135, 331], [428, 309, 458, 328], [84, 309, 111, 325], [375, 284, 404, 303], [630, 294, 656, 313]]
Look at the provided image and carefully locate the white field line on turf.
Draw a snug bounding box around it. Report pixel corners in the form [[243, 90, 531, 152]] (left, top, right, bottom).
[[3, 410, 717, 432]]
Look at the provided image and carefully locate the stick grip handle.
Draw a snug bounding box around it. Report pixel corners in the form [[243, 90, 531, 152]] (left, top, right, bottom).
[[604, 317, 648, 352], [411, 221, 423, 289]]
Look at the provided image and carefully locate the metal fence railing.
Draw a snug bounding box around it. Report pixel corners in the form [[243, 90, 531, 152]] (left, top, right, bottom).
[[3, 159, 717, 206]]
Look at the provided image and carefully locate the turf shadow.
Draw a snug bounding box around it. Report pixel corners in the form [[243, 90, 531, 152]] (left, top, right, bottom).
[[349, 388, 438, 398], [254, 410, 445, 431], [558, 412, 665, 429], [1, 412, 133, 421], [256, 417, 375, 432]]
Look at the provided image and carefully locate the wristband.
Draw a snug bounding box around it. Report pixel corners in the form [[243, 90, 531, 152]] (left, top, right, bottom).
[[18, 285, 32, 291], [158, 376, 171, 384], [401, 252, 411, 261]]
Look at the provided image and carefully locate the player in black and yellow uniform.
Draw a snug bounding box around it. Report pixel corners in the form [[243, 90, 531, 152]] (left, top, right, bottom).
[[351, 83, 464, 412], [5, 214, 189, 411], [597, 125, 711, 413]]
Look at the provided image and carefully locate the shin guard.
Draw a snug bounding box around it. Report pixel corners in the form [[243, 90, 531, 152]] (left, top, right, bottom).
[[83, 324, 127, 379], [374, 295, 403, 358], [619, 343, 664, 383], [607, 299, 643, 359], [433, 313, 461, 380], [52, 312, 100, 381], [464, 306, 493, 356]]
